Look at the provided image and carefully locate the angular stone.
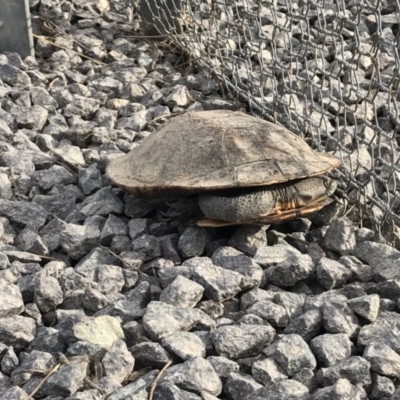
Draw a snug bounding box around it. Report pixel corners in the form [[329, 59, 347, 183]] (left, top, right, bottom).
[[316, 257, 352, 289], [14, 229, 49, 255], [253, 244, 301, 267], [323, 218, 356, 255], [80, 187, 124, 217], [59, 224, 100, 260], [251, 357, 288, 385], [130, 342, 171, 369], [244, 379, 310, 400], [177, 227, 209, 258], [225, 372, 263, 400], [228, 226, 268, 257], [370, 373, 395, 399], [321, 300, 359, 338], [266, 254, 315, 287], [347, 294, 380, 321], [283, 309, 322, 342], [212, 246, 263, 289], [363, 341, 400, 378], [352, 241, 399, 268], [102, 340, 135, 383], [73, 316, 124, 350], [310, 333, 352, 368], [0, 282, 24, 317], [247, 299, 289, 327], [161, 331, 206, 360], [159, 275, 204, 308], [34, 273, 64, 313], [160, 357, 222, 396], [318, 356, 371, 388], [211, 324, 275, 359], [143, 301, 215, 340], [311, 378, 367, 400], [263, 334, 317, 377], [0, 316, 36, 350]]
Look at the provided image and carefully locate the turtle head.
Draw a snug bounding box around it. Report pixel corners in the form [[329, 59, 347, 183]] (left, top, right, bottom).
[[293, 176, 337, 205]]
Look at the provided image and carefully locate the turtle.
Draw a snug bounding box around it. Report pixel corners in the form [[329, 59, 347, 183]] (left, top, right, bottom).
[[106, 110, 341, 227]]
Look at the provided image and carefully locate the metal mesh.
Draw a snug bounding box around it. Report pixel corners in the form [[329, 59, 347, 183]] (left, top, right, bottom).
[[139, 0, 400, 241]]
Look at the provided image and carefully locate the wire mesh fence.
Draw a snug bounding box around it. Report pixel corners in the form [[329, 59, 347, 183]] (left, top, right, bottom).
[[139, 0, 400, 243]]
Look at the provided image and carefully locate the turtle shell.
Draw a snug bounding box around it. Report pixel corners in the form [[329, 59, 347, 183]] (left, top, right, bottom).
[[106, 110, 341, 196]]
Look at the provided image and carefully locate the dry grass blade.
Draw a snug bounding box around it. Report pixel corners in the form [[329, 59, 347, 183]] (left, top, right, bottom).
[[32, 34, 107, 66], [23, 363, 61, 400], [148, 359, 173, 400]]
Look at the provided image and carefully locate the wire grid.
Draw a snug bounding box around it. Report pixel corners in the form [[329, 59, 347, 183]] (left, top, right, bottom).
[[140, 0, 400, 239]]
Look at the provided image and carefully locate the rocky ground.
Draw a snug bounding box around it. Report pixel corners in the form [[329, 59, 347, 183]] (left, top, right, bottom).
[[1, 0, 400, 399]]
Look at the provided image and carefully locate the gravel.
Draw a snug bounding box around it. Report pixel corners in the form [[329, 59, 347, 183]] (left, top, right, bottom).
[[1, 1, 400, 399]]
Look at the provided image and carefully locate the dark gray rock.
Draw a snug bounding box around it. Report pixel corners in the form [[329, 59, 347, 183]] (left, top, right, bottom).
[[211, 324, 275, 359], [347, 294, 380, 321], [316, 257, 352, 289], [153, 382, 201, 400], [124, 195, 154, 218], [244, 379, 310, 400], [352, 241, 399, 268], [100, 214, 128, 246], [0, 283, 24, 317], [264, 334, 317, 377], [283, 309, 322, 342], [372, 256, 400, 282], [0, 316, 36, 350], [212, 246, 263, 289], [177, 227, 209, 258], [207, 356, 239, 381], [33, 154, 75, 179], [16, 105, 48, 131], [187, 257, 244, 302], [274, 292, 306, 319], [161, 331, 206, 360], [78, 166, 103, 195], [225, 372, 263, 400], [310, 333, 352, 368], [311, 378, 367, 400], [0, 64, 31, 86], [11, 350, 56, 386], [251, 357, 287, 385], [321, 300, 359, 338], [142, 301, 215, 340], [323, 218, 356, 255], [1, 346, 19, 375], [317, 356, 371, 388], [131, 234, 161, 261], [363, 341, 400, 378], [265, 254, 315, 287], [80, 187, 124, 217], [127, 218, 149, 240], [14, 229, 49, 255], [292, 368, 317, 392], [159, 357, 222, 396], [228, 226, 268, 256], [106, 369, 158, 400], [159, 275, 204, 307], [0, 200, 49, 230], [102, 340, 135, 383], [247, 299, 289, 327], [358, 312, 400, 353], [253, 244, 301, 267], [34, 273, 64, 313], [59, 224, 100, 260], [370, 373, 395, 399], [130, 342, 171, 369]]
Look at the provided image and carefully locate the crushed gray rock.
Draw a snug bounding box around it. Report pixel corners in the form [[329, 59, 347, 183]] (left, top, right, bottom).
[[1, 2, 400, 398]]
